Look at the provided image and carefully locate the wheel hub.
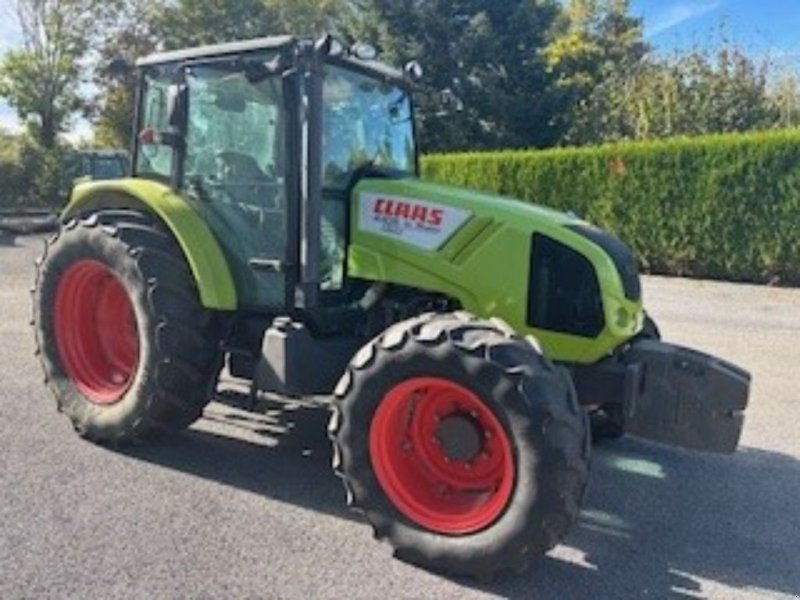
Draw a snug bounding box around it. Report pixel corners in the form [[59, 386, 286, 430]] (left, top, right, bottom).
[[53, 259, 140, 405], [436, 414, 483, 462], [369, 377, 515, 535]]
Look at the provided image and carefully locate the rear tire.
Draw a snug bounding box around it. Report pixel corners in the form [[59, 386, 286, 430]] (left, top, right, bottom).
[[330, 312, 590, 579], [33, 210, 223, 444]]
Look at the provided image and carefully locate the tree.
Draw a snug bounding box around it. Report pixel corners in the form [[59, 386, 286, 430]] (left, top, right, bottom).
[[345, 0, 563, 152], [0, 0, 105, 148], [154, 0, 349, 50], [544, 0, 648, 140], [264, 0, 348, 37], [92, 0, 160, 149], [155, 0, 296, 49], [92, 0, 353, 146], [156, 0, 274, 49], [568, 41, 778, 144], [595, 0, 647, 69], [771, 74, 800, 130]]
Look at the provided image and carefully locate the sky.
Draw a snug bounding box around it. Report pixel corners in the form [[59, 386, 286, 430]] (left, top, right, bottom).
[[0, 5, 23, 136], [632, 0, 800, 62], [2, 0, 800, 140]]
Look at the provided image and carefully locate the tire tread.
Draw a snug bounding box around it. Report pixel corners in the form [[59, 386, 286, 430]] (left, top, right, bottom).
[[329, 312, 590, 579], [32, 209, 223, 444]]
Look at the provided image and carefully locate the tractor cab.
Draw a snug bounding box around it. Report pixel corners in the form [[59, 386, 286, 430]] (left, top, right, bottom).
[[134, 36, 416, 312]]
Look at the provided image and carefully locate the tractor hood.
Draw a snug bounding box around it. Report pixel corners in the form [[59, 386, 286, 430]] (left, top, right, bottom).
[[348, 177, 644, 364]]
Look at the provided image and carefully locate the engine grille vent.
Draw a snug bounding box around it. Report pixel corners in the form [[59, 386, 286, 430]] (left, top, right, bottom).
[[527, 234, 605, 338]]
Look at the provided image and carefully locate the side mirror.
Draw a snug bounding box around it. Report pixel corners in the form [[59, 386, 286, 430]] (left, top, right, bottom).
[[138, 127, 159, 145]]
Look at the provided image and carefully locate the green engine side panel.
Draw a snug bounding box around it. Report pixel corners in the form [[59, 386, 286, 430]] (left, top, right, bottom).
[[349, 178, 644, 364], [63, 179, 237, 311]]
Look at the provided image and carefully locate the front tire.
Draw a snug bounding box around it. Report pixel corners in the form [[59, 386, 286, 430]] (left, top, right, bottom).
[[33, 210, 223, 444], [330, 312, 590, 579]]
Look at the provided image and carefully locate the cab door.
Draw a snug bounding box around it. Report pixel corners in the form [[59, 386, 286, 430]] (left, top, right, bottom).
[[182, 58, 292, 309]]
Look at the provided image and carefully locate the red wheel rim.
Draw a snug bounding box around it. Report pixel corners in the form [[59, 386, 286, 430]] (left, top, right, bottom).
[[53, 260, 140, 405], [369, 377, 515, 535]]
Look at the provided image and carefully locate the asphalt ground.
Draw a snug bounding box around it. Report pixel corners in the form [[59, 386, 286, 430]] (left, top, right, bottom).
[[1, 234, 799, 599]]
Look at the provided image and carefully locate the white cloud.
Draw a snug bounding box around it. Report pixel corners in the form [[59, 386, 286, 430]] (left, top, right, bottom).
[[645, 1, 722, 38]]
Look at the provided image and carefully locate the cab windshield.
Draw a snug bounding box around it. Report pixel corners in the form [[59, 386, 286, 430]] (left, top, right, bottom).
[[322, 65, 416, 189]]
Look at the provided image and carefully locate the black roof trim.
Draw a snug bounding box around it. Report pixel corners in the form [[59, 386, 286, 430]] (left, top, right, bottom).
[[137, 36, 297, 67], [137, 35, 407, 85]]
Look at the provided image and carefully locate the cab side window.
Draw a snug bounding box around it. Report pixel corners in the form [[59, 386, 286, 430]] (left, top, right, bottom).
[[136, 65, 179, 180]]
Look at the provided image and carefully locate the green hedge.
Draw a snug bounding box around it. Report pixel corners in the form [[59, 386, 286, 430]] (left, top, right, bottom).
[[422, 130, 800, 285]]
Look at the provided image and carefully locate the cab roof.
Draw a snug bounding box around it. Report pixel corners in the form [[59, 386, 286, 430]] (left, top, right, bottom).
[[136, 35, 406, 84], [137, 36, 297, 67]]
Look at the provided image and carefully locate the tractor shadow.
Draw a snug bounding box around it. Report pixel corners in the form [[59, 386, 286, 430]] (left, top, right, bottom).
[[471, 440, 800, 599], [124, 392, 800, 599], [123, 391, 357, 522]]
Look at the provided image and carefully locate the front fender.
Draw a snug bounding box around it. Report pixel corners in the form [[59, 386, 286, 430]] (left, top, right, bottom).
[[63, 179, 237, 311]]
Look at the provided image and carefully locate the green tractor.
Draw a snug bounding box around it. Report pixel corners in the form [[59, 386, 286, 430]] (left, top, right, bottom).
[[33, 36, 750, 578]]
